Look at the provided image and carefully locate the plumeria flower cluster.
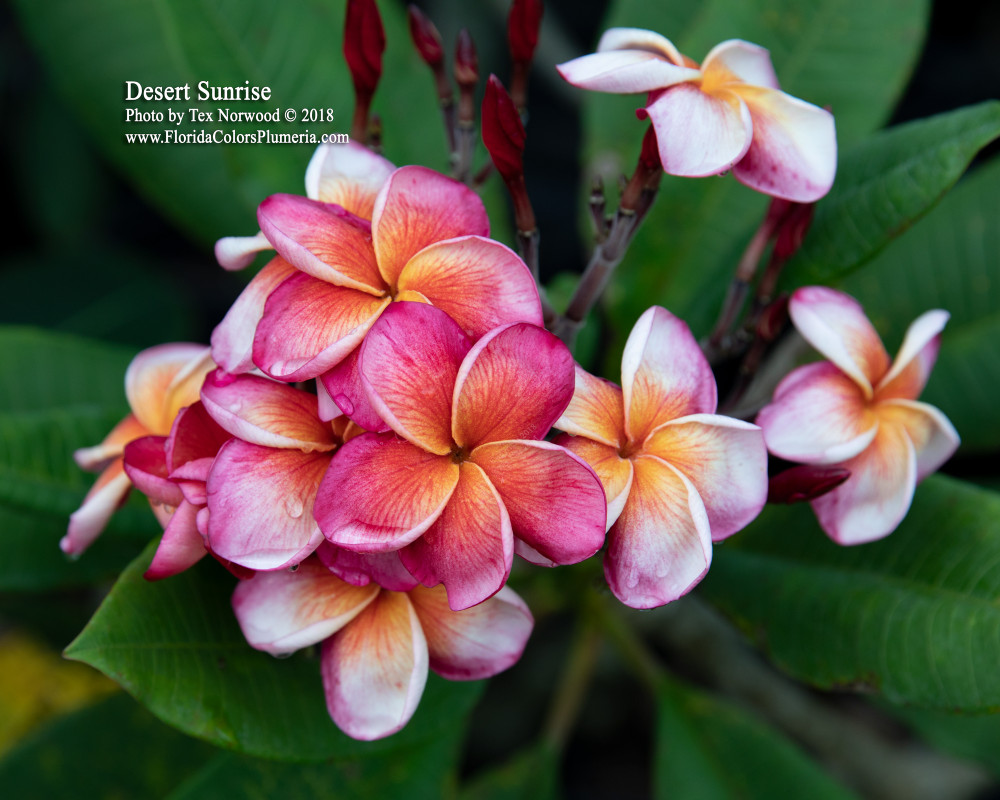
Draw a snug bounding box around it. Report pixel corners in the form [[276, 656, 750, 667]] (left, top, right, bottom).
[[67, 1, 958, 742]]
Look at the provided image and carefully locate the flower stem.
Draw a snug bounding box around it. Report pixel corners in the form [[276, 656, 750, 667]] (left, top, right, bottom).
[[542, 612, 603, 752]]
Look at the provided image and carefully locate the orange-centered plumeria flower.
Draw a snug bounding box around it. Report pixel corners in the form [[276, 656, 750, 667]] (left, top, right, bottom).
[[557, 28, 837, 202], [757, 287, 960, 544], [553, 307, 768, 609], [65, 343, 213, 556]]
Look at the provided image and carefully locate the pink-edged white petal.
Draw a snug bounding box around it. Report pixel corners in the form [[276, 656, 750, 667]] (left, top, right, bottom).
[[233, 559, 379, 654], [641, 84, 752, 177], [122, 436, 183, 507], [210, 257, 298, 374], [62, 461, 132, 555], [200, 371, 336, 451], [144, 500, 208, 580], [732, 86, 837, 202], [605, 455, 712, 609], [789, 286, 890, 397], [643, 415, 767, 540], [252, 271, 390, 381], [453, 322, 575, 450], [305, 141, 395, 216], [316, 541, 419, 592], [596, 28, 686, 64], [622, 306, 717, 446], [401, 462, 513, 611], [557, 50, 699, 93], [320, 348, 391, 432], [701, 40, 780, 90], [125, 343, 214, 435], [554, 435, 634, 530], [398, 236, 543, 336], [359, 302, 471, 455], [206, 441, 330, 569], [810, 422, 917, 545], [757, 361, 878, 464], [876, 309, 949, 400], [322, 590, 428, 741], [315, 432, 460, 552], [371, 166, 489, 288], [257, 194, 387, 294], [471, 440, 606, 565], [879, 399, 960, 482], [409, 584, 533, 680], [555, 365, 626, 448], [215, 231, 272, 271], [74, 413, 148, 472]]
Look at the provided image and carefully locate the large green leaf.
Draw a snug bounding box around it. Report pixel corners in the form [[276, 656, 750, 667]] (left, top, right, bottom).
[[886, 704, 1000, 779], [66, 541, 485, 761], [701, 476, 1000, 711], [782, 101, 1000, 288], [841, 156, 1000, 452], [655, 678, 858, 800], [458, 743, 561, 800]]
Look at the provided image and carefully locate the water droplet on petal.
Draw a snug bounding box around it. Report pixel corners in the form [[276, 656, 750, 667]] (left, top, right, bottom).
[[334, 393, 355, 416], [284, 496, 304, 519]]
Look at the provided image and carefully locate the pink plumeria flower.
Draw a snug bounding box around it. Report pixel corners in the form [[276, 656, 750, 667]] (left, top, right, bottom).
[[316, 302, 608, 611], [232, 558, 533, 741], [557, 28, 837, 202], [757, 287, 960, 544], [199, 371, 366, 571], [65, 343, 214, 556], [553, 307, 768, 609]]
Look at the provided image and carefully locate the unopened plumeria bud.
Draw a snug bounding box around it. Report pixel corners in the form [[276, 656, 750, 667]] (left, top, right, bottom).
[[507, 0, 543, 110], [344, 0, 386, 142], [620, 124, 662, 213], [454, 28, 479, 90], [482, 75, 526, 184], [773, 201, 815, 262], [756, 293, 789, 342], [767, 464, 851, 505], [407, 5, 443, 67]]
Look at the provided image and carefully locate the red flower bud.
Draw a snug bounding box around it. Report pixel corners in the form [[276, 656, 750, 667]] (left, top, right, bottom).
[[756, 293, 789, 342], [407, 5, 443, 67], [454, 28, 479, 89], [482, 75, 526, 181], [773, 201, 815, 261], [343, 0, 386, 96], [638, 124, 661, 171], [768, 464, 850, 505], [508, 0, 543, 64]]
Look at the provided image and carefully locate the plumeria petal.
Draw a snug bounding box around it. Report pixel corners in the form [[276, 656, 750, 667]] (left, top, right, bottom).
[[122, 436, 183, 507], [622, 306, 717, 446], [200, 371, 336, 452], [125, 343, 214, 435], [210, 257, 298, 374], [206, 441, 330, 569], [453, 323, 574, 450], [879, 399, 960, 482], [409, 584, 533, 680], [789, 286, 890, 397], [144, 501, 208, 580], [371, 166, 489, 288], [596, 27, 686, 64], [322, 590, 428, 741], [166, 401, 230, 473], [315, 432, 460, 552], [876, 309, 949, 400], [320, 347, 390, 432], [471, 440, 606, 564], [554, 435, 634, 530], [554, 365, 625, 448], [62, 461, 131, 555], [398, 236, 543, 336], [233, 559, 379, 654], [257, 194, 386, 294], [172, 457, 213, 505], [557, 50, 699, 93], [757, 362, 878, 464], [305, 141, 395, 215], [215, 231, 272, 271], [605, 455, 712, 608], [701, 39, 780, 89], [360, 302, 471, 454], [316, 542, 418, 592], [810, 422, 917, 545], [401, 462, 513, 611], [253, 271, 390, 381], [643, 415, 767, 540], [731, 86, 837, 202], [74, 413, 148, 471], [641, 84, 752, 177]]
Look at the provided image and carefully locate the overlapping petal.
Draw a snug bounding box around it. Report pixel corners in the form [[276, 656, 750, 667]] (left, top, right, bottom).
[[555, 366, 625, 448], [121, 436, 183, 507], [701, 39, 779, 90], [596, 27, 686, 64], [316, 542, 418, 592], [876, 309, 949, 400], [125, 343, 214, 434], [879, 399, 960, 482], [305, 141, 395, 215], [556, 50, 698, 93], [144, 501, 207, 580], [62, 461, 132, 555], [74, 413, 147, 472], [554, 435, 634, 530], [166, 401, 230, 473], [320, 347, 390, 432], [215, 231, 272, 271]]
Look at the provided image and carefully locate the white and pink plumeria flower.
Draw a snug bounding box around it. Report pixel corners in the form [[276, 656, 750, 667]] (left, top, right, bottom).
[[232, 558, 533, 741], [554, 306, 769, 608], [757, 286, 960, 544], [557, 28, 837, 202]]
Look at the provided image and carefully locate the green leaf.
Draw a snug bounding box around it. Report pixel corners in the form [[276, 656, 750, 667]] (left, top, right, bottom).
[[0, 692, 216, 799], [66, 541, 485, 761], [885, 703, 1000, 779], [783, 101, 1000, 288], [458, 743, 561, 800], [841, 156, 1000, 452], [701, 476, 1000, 711], [655, 678, 858, 800]]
